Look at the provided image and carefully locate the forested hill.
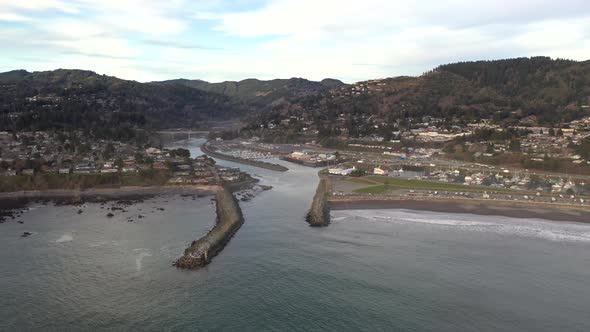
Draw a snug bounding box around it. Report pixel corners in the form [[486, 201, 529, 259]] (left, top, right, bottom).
[[0, 69, 244, 134], [2, 57, 589, 138], [254, 57, 590, 129], [158, 77, 346, 106], [437, 57, 589, 106]]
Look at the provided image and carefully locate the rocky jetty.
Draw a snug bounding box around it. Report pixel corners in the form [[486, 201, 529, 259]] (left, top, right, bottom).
[[306, 178, 330, 227], [174, 186, 244, 269]]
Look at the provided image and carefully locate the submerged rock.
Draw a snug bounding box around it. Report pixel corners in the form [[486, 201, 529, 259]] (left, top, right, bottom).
[[106, 212, 115, 218]]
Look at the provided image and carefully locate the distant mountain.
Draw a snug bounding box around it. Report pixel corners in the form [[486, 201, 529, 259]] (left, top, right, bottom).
[[0, 69, 244, 133], [2, 57, 589, 137], [158, 77, 346, 107], [253, 57, 590, 130]]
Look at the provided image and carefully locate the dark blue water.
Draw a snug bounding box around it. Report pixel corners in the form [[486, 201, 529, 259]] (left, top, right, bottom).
[[2, 138, 590, 331]]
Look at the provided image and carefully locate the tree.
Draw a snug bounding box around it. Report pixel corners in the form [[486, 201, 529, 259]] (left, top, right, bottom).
[[134, 152, 145, 164], [577, 137, 590, 159], [78, 143, 91, 155], [103, 142, 115, 160], [115, 158, 124, 169], [508, 139, 521, 152], [350, 169, 366, 177], [486, 144, 494, 154], [170, 148, 190, 158]]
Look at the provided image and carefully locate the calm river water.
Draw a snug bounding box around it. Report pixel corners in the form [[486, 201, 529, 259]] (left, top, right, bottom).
[[1, 138, 590, 331]]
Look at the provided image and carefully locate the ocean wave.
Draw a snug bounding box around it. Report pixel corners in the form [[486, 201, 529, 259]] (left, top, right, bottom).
[[89, 240, 120, 248], [56, 234, 73, 243], [332, 210, 590, 244], [134, 249, 152, 272]]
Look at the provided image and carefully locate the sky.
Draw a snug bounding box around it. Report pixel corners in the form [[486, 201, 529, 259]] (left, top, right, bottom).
[[1, 0, 589, 83]]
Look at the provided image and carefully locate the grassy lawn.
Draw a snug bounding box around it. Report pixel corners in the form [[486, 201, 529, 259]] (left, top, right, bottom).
[[351, 176, 516, 194], [344, 177, 377, 185], [354, 185, 399, 194]]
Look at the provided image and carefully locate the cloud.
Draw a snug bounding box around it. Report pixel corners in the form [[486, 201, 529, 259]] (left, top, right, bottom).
[[1, 0, 590, 83], [214, 0, 590, 37], [0, 0, 80, 14], [143, 39, 221, 50], [203, 0, 590, 81], [0, 12, 32, 21], [59, 50, 136, 60]]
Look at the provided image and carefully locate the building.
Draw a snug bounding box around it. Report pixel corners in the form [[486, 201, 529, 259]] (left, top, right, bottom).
[[373, 167, 388, 175], [328, 167, 356, 176]]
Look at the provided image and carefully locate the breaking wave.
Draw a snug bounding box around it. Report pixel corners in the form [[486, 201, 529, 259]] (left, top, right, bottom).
[[332, 209, 590, 243], [134, 249, 152, 272], [56, 234, 73, 243]]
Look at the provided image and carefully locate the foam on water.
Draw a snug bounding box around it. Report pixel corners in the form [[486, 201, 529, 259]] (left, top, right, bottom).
[[333, 209, 590, 243], [89, 240, 120, 248], [55, 234, 73, 243], [134, 249, 152, 272]]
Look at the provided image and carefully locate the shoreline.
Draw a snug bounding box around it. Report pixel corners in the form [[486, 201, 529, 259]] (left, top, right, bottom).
[[329, 196, 590, 223], [202, 143, 289, 172], [0, 185, 218, 204]]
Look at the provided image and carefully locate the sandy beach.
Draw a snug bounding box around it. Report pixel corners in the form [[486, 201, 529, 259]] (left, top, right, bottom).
[[330, 197, 590, 223]]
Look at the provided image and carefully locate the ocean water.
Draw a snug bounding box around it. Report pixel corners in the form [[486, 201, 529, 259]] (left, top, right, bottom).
[[1, 138, 590, 331]]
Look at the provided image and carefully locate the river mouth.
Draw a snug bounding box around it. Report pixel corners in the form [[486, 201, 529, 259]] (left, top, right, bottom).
[[3, 138, 590, 331]]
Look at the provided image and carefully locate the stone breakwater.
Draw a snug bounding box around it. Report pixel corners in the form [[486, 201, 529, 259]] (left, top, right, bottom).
[[174, 186, 245, 269], [201, 144, 288, 172], [306, 178, 330, 227]]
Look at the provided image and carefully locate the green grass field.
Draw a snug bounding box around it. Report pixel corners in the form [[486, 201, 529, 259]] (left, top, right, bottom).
[[352, 176, 516, 194], [345, 177, 377, 185]]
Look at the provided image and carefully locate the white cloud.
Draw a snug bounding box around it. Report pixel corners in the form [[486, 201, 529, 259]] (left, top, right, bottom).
[[1, 0, 590, 82], [0, 0, 79, 14], [203, 0, 590, 81], [0, 12, 32, 21]]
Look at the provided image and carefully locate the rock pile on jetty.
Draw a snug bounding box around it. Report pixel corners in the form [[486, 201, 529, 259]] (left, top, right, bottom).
[[174, 186, 244, 269], [306, 178, 330, 227]]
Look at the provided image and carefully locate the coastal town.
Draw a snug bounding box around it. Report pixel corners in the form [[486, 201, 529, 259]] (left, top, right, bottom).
[[0, 130, 254, 191], [3, 116, 590, 210], [206, 116, 590, 197]]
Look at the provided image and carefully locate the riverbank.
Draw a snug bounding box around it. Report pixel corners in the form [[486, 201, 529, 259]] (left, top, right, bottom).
[[174, 185, 244, 269], [202, 143, 288, 172], [330, 196, 590, 223]]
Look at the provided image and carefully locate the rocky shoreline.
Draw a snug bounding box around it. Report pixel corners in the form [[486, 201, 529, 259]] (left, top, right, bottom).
[[0, 185, 218, 204], [202, 143, 288, 172], [174, 185, 244, 269]]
